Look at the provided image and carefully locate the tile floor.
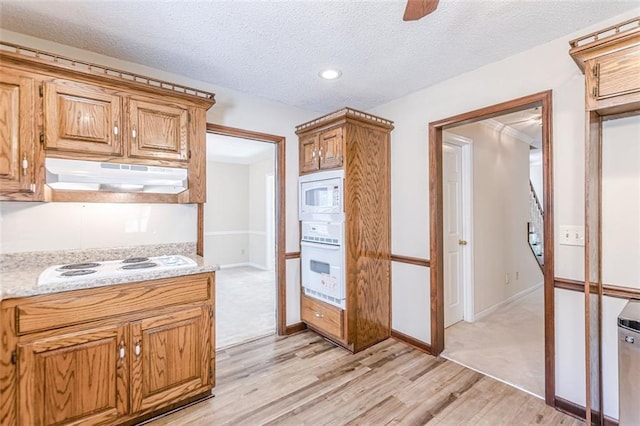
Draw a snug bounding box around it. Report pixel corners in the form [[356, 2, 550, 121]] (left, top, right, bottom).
[[441, 285, 545, 398], [216, 266, 276, 349]]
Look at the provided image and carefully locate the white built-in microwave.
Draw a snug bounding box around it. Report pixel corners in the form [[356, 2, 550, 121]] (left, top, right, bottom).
[[298, 170, 344, 221]]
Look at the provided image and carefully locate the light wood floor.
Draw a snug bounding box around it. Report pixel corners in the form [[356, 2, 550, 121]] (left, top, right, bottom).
[[149, 331, 582, 425]]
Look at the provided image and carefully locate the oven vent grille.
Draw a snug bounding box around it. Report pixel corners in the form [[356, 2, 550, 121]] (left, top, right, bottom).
[[304, 287, 345, 309], [302, 236, 340, 245]]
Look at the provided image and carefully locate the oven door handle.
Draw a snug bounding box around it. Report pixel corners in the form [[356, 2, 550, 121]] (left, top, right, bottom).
[[300, 241, 341, 250]]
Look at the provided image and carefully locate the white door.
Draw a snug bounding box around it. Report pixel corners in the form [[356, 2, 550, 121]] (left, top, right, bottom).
[[443, 143, 464, 328]]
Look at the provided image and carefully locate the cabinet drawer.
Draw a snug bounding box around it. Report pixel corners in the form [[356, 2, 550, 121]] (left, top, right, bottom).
[[16, 273, 212, 335], [301, 295, 343, 339]]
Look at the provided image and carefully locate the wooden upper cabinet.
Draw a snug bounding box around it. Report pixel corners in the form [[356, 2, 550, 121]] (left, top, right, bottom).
[[0, 68, 36, 198], [43, 80, 123, 156], [586, 46, 640, 111], [17, 324, 128, 425], [299, 127, 344, 174], [130, 307, 211, 414], [128, 98, 189, 162], [299, 133, 320, 173], [569, 20, 640, 113], [319, 127, 343, 169]]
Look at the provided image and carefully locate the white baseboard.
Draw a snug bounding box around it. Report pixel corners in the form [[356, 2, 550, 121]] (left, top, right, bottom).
[[474, 282, 543, 321], [219, 262, 272, 270], [219, 262, 250, 269]]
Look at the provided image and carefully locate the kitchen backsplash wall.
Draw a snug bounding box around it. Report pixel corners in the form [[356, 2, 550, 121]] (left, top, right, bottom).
[[0, 202, 197, 254]]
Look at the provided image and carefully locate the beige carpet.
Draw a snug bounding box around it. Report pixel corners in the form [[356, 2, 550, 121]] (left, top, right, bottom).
[[441, 285, 545, 398], [216, 266, 276, 349]]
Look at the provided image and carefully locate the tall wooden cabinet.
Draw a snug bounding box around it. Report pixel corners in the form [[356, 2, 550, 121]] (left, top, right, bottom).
[[0, 273, 215, 425], [569, 17, 640, 425], [0, 41, 215, 203], [296, 108, 394, 353]]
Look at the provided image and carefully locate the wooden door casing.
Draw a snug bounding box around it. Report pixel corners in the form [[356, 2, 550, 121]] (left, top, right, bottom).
[[17, 325, 128, 426], [299, 133, 319, 173], [0, 68, 36, 195], [128, 98, 189, 162], [319, 127, 343, 170], [43, 80, 123, 156], [130, 307, 211, 414]]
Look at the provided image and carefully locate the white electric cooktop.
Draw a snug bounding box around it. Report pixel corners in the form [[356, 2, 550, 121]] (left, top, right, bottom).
[[37, 255, 197, 286]]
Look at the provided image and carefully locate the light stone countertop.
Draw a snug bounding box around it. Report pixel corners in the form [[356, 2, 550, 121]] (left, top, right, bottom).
[[0, 243, 219, 301]]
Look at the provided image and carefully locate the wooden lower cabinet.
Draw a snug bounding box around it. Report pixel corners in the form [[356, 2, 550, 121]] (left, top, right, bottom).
[[0, 272, 215, 425], [301, 294, 343, 340], [18, 325, 128, 425], [130, 307, 211, 413]]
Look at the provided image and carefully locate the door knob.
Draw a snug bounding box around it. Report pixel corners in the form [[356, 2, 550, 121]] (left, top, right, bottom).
[[458, 240, 468, 246]]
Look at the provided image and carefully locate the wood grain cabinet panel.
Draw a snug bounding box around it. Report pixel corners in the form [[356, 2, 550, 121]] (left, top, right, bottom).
[[582, 45, 640, 112], [17, 325, 128, 425], [299, 128, 344, 174], [128, 98, 189, 162], [299, 133, 319, 174], [43, 80, 123, 156], [130, 307, 211, 413], [296, 108, 393, 353], [1, 273, 215, 426], [301, 295, 343, 339], [0, 68, 37, 199], [319, 127, 343, 169]]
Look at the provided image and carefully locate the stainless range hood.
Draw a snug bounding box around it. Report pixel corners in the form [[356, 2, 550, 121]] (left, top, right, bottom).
[[45, 158, 188, 194]]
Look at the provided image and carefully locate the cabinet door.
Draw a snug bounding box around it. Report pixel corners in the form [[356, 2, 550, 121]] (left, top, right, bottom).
[[586, 47, 640, 111], [319, 127, 343, 170], [130, 306, 211, 413], [299, 133, 319, 173], [128, 98, 189, 162], [0, 68, 36, 195], [17, 325, 128, 425], [43, 80, 123, 156]]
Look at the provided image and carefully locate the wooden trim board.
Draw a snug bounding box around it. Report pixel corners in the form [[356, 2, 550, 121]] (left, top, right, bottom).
[[391, 329, 432, 354], [285, 322, 307, 335], [428, 91, 556, 406], [390, 254, 430, 267], [204, 124, 287, 336], [555, 396, 619, 426]]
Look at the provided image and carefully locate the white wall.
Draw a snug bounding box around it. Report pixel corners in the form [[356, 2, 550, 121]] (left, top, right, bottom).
[[600, 108, 640, 419], [0, 29, 317, 326], [602, 115, 640, 289], [450, 122, 542, 315], [0, 202, 197, 253], [204, 162, 250, 266], [248, 158, 274, 269], [371, 8, 639, 414]]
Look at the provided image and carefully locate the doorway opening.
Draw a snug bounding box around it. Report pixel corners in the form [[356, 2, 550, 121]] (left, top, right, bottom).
[[203, 124, 286, 349], [429, 91, 554, 404]]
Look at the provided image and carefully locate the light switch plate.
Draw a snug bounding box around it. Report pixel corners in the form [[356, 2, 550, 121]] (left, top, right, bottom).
[[559, 225, 585, 246]]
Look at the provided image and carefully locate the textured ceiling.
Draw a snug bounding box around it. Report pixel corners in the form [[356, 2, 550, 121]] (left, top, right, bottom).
[[0, 1, 637, 112]]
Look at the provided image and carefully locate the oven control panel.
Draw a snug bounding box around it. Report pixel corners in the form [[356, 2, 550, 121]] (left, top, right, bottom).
[[301, 221, 343, 246]]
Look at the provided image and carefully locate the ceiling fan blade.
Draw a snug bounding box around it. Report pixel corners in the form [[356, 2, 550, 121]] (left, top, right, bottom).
[[403, 0, 439, 21]]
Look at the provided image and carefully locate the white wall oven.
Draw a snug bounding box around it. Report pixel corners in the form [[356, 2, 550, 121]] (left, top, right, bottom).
[[299, 170, 344, 222], [300, 221, 345, 309]]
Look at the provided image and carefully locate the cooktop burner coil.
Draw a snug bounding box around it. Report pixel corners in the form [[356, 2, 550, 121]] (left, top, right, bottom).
[[58, 262, 101, 270], [60, 269, 98, 277], [121, 262, 158, 270], [122, 257, 150, 264]]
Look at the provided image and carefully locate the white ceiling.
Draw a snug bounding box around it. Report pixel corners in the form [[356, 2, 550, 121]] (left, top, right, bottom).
[[206, 133, 274, 164], [491, 107, 543, 147], [0, 1, 637, 112]]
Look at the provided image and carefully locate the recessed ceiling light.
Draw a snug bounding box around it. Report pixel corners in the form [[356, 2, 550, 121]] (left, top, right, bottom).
[[319, 69, 342, 80]]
